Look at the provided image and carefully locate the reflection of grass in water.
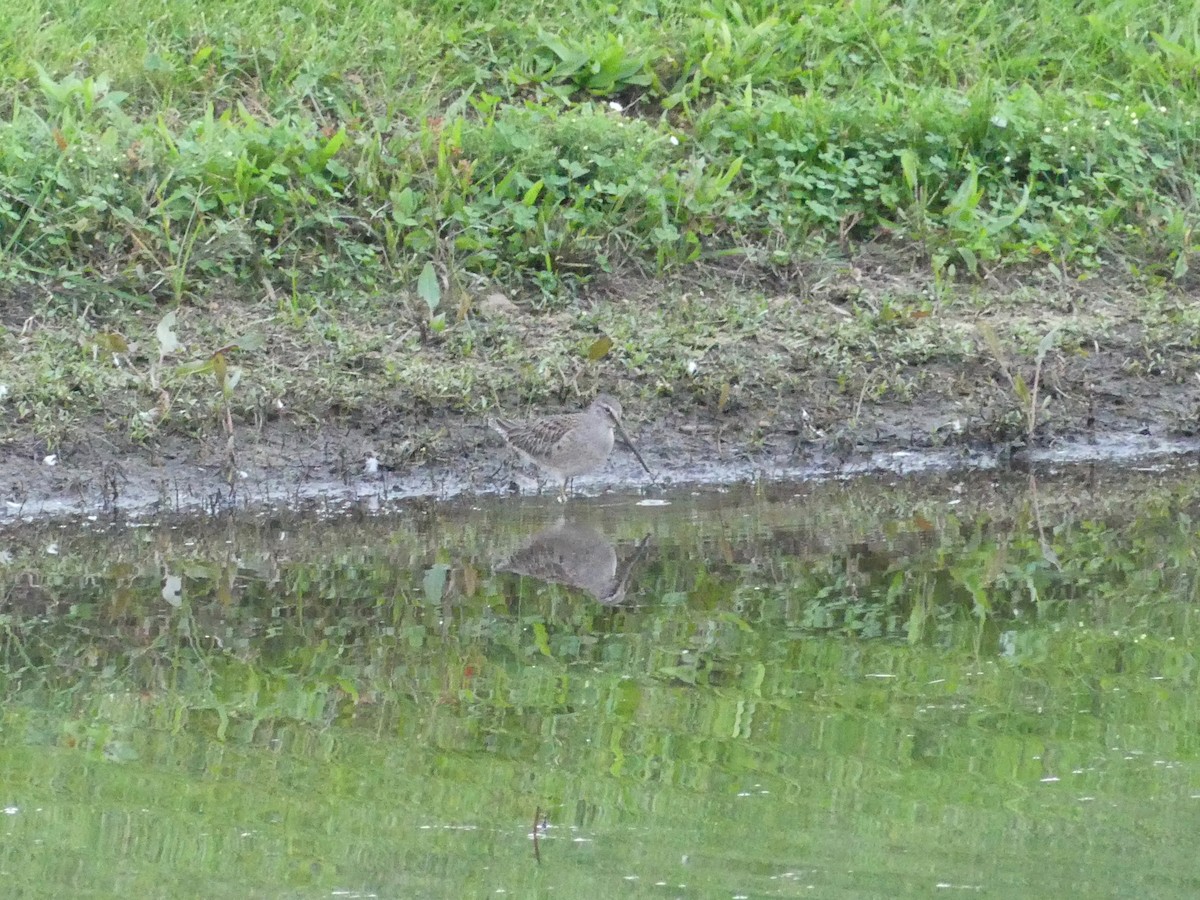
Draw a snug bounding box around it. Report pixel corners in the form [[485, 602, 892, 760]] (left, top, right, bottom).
[[1, 469, 1199, 894]]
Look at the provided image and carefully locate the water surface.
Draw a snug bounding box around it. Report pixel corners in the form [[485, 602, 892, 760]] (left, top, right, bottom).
[[1, 466, 1199, 898]]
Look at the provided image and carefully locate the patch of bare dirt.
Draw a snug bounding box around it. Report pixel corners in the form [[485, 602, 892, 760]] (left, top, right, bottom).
[[3, 253, 1198, 523], [2, 373, 1196, 526]]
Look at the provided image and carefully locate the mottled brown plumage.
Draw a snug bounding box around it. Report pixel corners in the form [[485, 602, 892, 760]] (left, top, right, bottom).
[[499, 519, 652, 604], [491, 394, 653, 500]]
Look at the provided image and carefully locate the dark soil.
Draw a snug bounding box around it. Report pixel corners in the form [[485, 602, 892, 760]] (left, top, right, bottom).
[[3, 258, 1198, 524]]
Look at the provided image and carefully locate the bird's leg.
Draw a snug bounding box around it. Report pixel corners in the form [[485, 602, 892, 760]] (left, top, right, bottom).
[[557, 477, 571, 503]]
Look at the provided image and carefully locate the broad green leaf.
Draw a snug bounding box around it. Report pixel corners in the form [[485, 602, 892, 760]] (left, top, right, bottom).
[[985, 182, 1032, 236], [417, 262, 440, 313], [1035, 327, 1061, 364], [587, 336, 613, 361], [231, 332, 265, 353], [1013, 372, 1031, 404], [211, 352, 228, 388], [532, 622, 552, 657], [522, 180, 544, 207], [977, 323, 1003, 361], [95, 333, 129, 355], [1173, 252, 1189, 280], [422, 564, 449, 605], [900, 148, 919, 192], [713, 156, 743, 193], [174, 359, 214, 378]]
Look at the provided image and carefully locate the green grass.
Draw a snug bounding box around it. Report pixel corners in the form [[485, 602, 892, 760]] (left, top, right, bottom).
[[2, 1, 1199, 455], [1, 0, 1198, 304]]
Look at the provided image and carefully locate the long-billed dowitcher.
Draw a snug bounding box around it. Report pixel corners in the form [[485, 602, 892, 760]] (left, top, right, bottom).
[[499, 519, 652, 604], [490, 394, 655, 500]]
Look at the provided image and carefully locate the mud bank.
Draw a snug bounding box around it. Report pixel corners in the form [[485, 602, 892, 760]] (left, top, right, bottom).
[[3, 415, 1197, 528], [4, 263, 1199, 526]]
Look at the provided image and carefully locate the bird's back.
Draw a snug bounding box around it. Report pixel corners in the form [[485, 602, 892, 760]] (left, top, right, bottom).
[[492, 411, 613, 477]]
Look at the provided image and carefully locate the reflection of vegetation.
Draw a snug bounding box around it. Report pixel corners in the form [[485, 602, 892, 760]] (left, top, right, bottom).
[[1, 470, 1199, 894], [498, 518, 650, 605]]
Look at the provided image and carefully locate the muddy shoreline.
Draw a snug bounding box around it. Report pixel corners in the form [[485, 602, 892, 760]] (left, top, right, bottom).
[[4, 261, 1198, 526], [3, 409, 1197, 527]]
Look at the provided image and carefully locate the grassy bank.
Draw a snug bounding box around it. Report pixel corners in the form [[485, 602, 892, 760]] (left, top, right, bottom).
[[3, 0, 1198, 298], [1, 0, 1199, 466]]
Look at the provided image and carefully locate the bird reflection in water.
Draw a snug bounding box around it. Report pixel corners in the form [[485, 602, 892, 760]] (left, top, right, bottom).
[[498, 519, 651, 605]]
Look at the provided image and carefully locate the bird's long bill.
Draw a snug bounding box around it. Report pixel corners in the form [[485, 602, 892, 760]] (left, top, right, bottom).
[[613, 420, 656, 482]]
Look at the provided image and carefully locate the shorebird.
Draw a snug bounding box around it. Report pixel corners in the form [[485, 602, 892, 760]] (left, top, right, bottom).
[[499, 519, 652, 604], [490, 394, 655, 500]]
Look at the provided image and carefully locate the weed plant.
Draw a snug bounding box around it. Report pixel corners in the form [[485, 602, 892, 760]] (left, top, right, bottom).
[[1, 0, 1198, 302]]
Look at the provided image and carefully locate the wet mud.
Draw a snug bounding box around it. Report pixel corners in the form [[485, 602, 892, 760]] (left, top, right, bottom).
[[2, 413, 1197, 528]]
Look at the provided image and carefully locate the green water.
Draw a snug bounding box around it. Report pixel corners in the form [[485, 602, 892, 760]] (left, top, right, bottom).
[[1, 467, 1199, 898]]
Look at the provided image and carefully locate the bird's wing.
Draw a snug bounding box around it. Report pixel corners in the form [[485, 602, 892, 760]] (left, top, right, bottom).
[[493, 414, 577, 453]]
